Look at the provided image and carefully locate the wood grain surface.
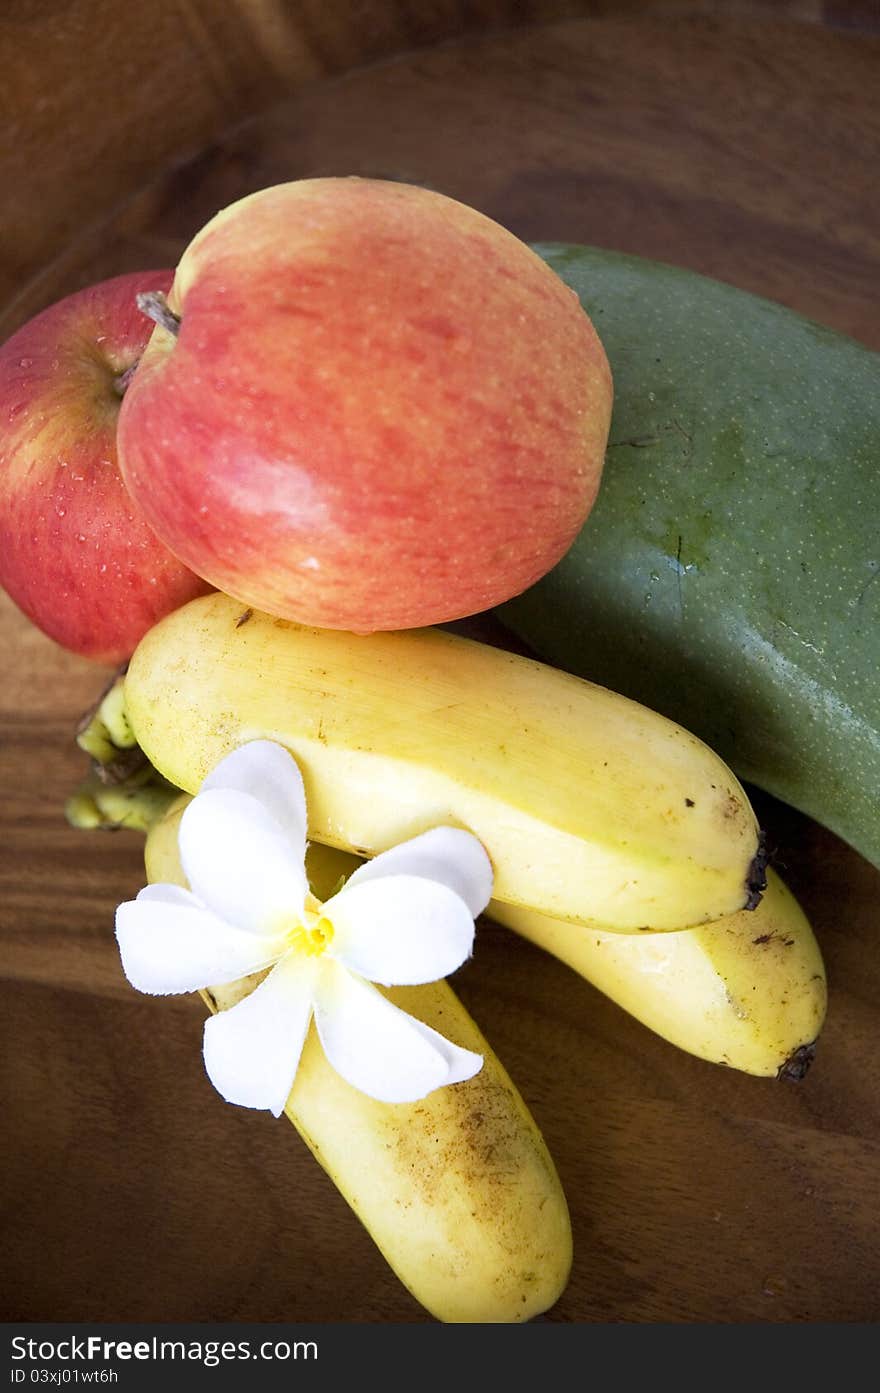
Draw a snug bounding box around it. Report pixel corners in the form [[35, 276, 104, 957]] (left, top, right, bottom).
[[2, 9, 880, 1323], [2, 0, 869, 320]]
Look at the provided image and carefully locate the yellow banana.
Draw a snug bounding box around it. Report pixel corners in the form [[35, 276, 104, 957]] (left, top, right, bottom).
[[65, 716, 822, 1078], [73, 744, 823, 1077], [491, 869, 826, 1077], [126, 592, 763, 932], [144, 798, 572, 1324]]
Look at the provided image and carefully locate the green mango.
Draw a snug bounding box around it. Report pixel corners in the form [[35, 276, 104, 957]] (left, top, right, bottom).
[[501, 245, 879, 869]]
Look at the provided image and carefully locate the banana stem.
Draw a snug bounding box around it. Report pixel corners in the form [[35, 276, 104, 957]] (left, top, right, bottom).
[[76, 671, 148, 783], [66, 765, 179, 834], [72, 676, 179, 832]]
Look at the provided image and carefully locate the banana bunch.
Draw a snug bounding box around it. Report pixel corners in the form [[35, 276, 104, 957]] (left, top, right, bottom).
[[95, 589, 825, 1320]]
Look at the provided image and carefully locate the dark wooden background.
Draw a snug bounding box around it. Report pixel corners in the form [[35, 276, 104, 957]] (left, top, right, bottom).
[[2, 2, 879, 1322]]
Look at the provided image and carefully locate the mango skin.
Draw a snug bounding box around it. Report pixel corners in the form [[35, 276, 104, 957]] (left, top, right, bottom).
[[503, 245, 880, 869]]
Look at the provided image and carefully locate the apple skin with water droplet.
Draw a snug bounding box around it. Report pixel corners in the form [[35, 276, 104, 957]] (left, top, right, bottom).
[[117, 178, 613, 632], [0, 271, 210, 662]]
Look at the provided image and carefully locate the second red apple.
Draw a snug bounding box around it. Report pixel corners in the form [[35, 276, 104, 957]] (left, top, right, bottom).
[[0, 270, 209, 662]]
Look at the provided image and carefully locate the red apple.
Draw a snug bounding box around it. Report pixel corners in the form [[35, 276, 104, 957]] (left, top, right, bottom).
[[0, 271, 210, 662], [118, 178, 612, 631]]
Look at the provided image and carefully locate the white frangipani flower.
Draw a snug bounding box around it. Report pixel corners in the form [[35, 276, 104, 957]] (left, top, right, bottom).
[[115, 741, 492, 1116]]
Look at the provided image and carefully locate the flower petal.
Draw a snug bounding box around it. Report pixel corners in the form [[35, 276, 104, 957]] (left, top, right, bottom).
[[313, 961, 482, 1102], [341, 827, 493, 918], [324, 874, 476, 986], [116, 894, 283, 995], [201, 740, 307, 861], [202, 952, 319, 1117], [401, 1014, 485, 1088], [179, 787, 308, 934], [135, 882, 196, 908]]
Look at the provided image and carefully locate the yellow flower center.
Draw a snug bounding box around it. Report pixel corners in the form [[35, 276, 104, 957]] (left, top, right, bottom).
[[278, 894, 335, 958]]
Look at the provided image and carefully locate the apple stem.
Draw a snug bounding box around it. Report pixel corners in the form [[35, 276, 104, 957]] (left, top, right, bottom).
[[136, 290, 181, 339], [113, 363, 139, 397]]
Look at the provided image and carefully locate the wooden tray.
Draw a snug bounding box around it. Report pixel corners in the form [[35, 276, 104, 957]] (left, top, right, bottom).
[[3, 10, 879, 1322]]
